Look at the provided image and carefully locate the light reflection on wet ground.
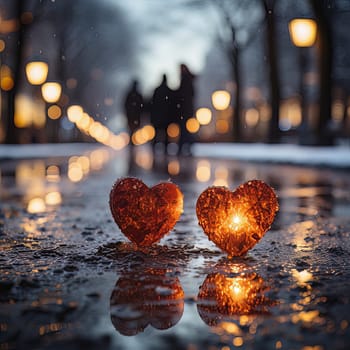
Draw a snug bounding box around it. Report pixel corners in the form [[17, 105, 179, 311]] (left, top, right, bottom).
[[0, 145, 350, 349]]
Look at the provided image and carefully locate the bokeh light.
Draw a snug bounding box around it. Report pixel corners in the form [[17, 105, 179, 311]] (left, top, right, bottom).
[[167, 123, 180, 139], [212, 90, 231, 111], [67, 105, 84, 123], [196, 108, 212, 125], [186, 118, 200, 133], [25, 61, 48, 85], [196, 160, 211, 182], [289, 18, 317, 47], [27, 197, 46, 213], [45, 191, 62, 206], [41, 82, 62, 103], [47, 105, 62, 120]]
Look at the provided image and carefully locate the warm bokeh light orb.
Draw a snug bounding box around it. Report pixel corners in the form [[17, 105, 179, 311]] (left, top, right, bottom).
[[68, 157, 85, 182], [0, 76, 14, 91], [45, 191, 62, 206], [196, 108, 212, 125], [41, 82, 62, 103], [27, 197, 46, 213], [167, 123, 180, 138], [135, 150, 153, 170], [25, 61, 48, 85], [109, 135, 127, 150], [76, 113, 91, 132], [245, 108, 260, 127], [0, 65, 14, 91], [47, 105, 62, 120], [168, 160, 180, 176], [132, 129, 147, 145], [14, 94, 33, 128], [46, 165, 60, 182], [186, 117, 200, 133], [0, 39, 5, 52], [196, 160, 211, 182], [212, 90, 231, 111], [142, 124, 156, 141], [67, 105, 83, 123], [288, 18, 317, 47]]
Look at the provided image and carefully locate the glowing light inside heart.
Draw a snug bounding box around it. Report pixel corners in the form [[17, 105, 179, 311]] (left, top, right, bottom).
[[231, 215, 242, 230], [228, 213, 248, 232], [233, 216, 240, 224], [196, 180, 279, 257], [197, 266, 276, 324], [230, 280, 243, 299]]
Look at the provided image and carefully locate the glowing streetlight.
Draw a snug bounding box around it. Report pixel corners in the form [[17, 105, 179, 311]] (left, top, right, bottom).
[[288, 19, 317, 47], [41, 82, 62, 103], [25, 61, 48, 85], [288, 18, 317, 144], [212, 90, 231, 111]]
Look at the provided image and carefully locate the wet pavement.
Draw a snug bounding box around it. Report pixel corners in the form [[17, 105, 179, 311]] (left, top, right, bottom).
[[0, 144, 350, 350]]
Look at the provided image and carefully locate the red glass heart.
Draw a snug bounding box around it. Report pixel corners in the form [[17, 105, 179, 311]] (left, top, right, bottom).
[[109, 178, 183, 246], [196, 180, 279, 257]]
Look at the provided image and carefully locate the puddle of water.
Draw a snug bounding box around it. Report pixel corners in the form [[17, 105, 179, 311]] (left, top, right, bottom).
[[1, 146, 350, 349]]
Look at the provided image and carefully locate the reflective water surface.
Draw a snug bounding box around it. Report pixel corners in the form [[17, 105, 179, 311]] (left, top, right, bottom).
[[1, 145, 350, 349]]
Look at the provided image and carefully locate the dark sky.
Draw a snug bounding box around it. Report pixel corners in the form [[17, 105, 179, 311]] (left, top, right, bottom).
[[110, 0, 218, 94]]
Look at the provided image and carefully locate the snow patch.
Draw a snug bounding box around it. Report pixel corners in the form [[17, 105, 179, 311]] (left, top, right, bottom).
[[192, 143, 350, 168]]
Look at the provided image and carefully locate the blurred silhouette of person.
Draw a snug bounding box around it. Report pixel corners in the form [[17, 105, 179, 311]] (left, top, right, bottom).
[[124, 80, 143, 138], [150, 74, 174, 153], [176, 63, 196, 155]]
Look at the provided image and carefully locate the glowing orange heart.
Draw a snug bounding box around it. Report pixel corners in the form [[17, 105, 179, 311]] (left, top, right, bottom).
[[196, 180, 279, 257], [197, 268, 274, 324], [109, 178, 183, 246]]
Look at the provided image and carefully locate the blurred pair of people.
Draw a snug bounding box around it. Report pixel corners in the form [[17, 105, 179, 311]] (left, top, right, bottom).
[[124, 64, 195, 155], [150, 64, 195, 155]]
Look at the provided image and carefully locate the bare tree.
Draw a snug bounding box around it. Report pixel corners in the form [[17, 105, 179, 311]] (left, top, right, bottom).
[[311, 0, 334, 145], [261, 0, 281, 144], [212, 0, 264, 142], [1, 0, 137, 144], [3, 0, 24, 144]]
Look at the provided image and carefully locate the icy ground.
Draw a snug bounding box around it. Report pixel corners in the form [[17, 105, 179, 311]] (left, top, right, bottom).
[[0, 143, 350, 349]]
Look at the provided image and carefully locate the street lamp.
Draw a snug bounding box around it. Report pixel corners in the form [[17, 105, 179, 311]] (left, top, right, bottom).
[[212, 90, 231, 139], [41, 82, 62, 103], [288, 18, 317, 145], [288, 19, 317, 48], [25, 61, 48, 85]]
